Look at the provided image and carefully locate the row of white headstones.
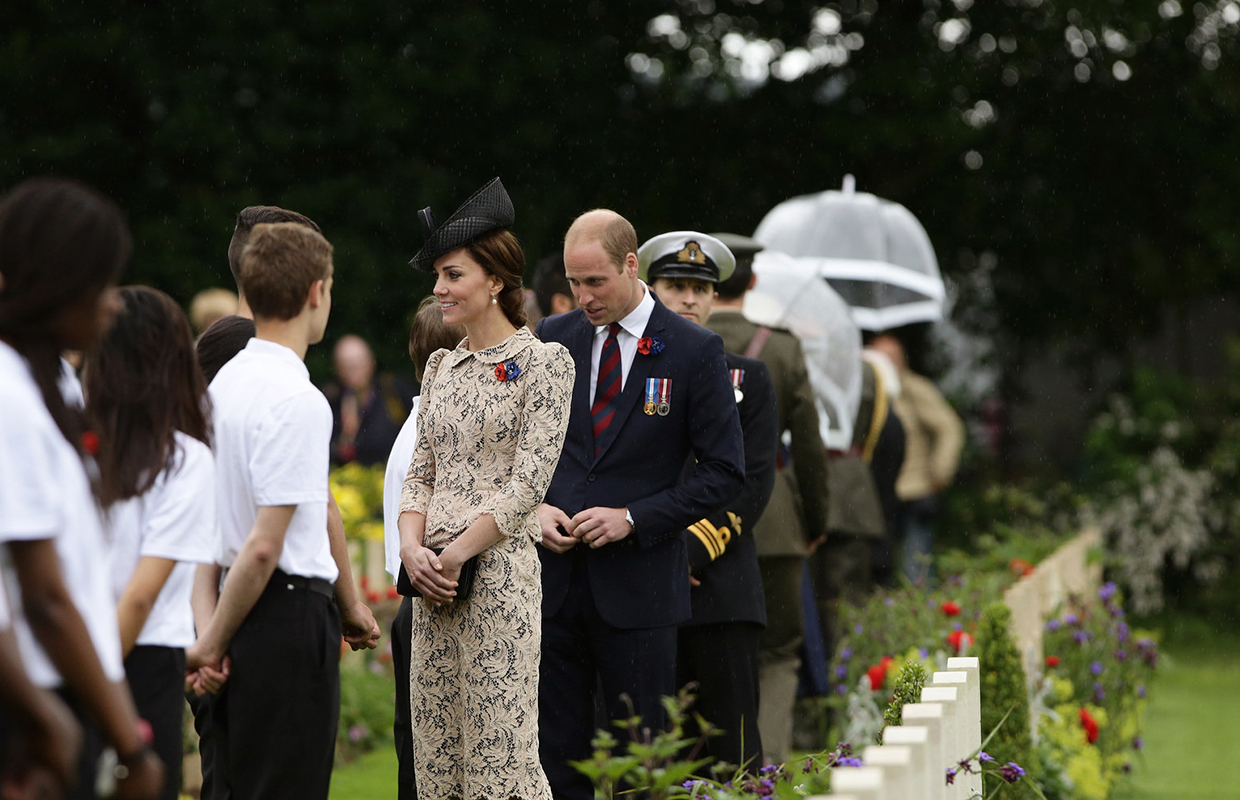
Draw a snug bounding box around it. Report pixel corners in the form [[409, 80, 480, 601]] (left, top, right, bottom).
[[812, 656, 985, 800]]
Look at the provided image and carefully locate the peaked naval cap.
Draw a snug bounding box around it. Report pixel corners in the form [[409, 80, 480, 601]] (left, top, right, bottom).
[[410, 177, 515, 272], [637, 231, 736, 284]]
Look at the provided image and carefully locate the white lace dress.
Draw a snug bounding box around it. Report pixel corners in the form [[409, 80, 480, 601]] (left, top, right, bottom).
[[399, 327, 573, 800]]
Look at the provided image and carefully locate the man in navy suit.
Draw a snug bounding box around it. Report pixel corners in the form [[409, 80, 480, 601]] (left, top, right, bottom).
[[534, 210, 745, 799]]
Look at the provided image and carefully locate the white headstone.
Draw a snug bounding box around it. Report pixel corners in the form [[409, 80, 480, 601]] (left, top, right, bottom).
[[902, 703, 947, 800], [883, 726, 932, 800], [863, 745, 913, 800], [945, 658, 983, 800], [830, 766, 886, 800], [921, 686, 964, 800]]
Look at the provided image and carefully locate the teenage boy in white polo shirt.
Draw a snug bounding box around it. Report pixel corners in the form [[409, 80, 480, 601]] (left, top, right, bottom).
[[187, 222, 377, 799]]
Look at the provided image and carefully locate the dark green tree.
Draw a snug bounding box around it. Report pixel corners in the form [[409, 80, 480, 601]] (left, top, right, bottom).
[[975, 602, 1036, 799]]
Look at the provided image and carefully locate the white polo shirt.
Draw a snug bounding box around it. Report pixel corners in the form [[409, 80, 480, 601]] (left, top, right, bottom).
[[382, 396, 420, 583], [208, 338, 338, 583], [105, 431, 217, 648], [0, 341, 125, 687]]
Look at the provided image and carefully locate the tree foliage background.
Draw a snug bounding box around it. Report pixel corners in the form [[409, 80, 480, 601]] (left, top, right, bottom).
[[2, 0, 1237, 382]]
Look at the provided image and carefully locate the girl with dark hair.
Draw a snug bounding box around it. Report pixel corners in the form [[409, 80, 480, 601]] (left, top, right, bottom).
[[0, 177, 163, 798], [85, 287, 216, 800]]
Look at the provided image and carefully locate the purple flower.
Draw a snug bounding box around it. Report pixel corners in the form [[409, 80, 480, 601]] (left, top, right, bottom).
[[1046, 618, 1061, 632], [884, 596, 895, 607], [1115, 648, 1128, 661], [348, 724, 367, 742], [841, 647, 853, 661], [836, 684, 849, 695], [1108, 602, 1125, 619], [1133, 736, 1144, 751], [835, 665, 848, 680], [979, 752, 995, 762], [1099, 582, 1118, 601], [1090, 661, 1104, 676], [999, 762, 1026, 783], [760, 764, 780, 776], [1074, 630, 1092, 645], [854, 623, 864, 635], [1093, 682, 1106, 702], [945, 768, 957, 785], [1116, 622, 1130, 642], [1063, 612, 1079, 626], [952, 621, 963, 631], [919, 647, 930, 659], [1136, 637, 1155, 650], [1137, 684, 1147, 698], [837, 757, 863, 767]]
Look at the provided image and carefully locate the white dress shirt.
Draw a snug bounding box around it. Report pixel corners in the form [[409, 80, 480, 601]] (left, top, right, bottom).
[[588, 282, 656, 407]]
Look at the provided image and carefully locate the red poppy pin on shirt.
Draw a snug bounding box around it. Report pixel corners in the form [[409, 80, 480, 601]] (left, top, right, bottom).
[[637, 336, 664, 356]]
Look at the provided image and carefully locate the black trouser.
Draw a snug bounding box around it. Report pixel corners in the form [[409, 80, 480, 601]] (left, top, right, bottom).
[[539, 560, 678, 800], [210, 572, 341, 800], [187, 689, 219, 800], [390, 595, 418, 800], [124, 645, 185, 800], [677, 621, 763, 774]]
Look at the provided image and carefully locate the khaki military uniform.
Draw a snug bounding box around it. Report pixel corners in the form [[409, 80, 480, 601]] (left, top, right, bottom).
[[706, 309, 830, 763]]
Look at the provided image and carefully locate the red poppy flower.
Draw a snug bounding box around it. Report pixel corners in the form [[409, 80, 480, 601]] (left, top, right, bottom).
[[947, 630, 974, 653], [386, 586, 400, 600], [360, 574, 370, 589], [866, 663, 887, 691], [495, 363, 509, 381], [1046, 655, 1060, 668], [1080, 707, 1099, 744], [1010, 558, 1035, 577], [80, 430, 100, 456], [366, 589, 381, 603], [941, 601, 962, 616]]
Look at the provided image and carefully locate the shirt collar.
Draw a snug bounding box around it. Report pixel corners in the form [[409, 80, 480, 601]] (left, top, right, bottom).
[[244, 338, 310, 379], [442, 326, 537, 367], [596, 281, 654, 338]]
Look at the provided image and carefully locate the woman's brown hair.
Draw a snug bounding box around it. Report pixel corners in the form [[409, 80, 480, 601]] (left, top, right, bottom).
[[466, 228, 527, 329], [85, 287, 211, 507]]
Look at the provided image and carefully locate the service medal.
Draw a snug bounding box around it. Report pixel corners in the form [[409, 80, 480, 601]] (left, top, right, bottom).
[[644, 378, 660, 416], [655, 378, 672, 416], [730, 368, 745, 404]]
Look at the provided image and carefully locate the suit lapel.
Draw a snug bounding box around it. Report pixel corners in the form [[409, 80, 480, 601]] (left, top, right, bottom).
[[563, 312, 596, 451], [591, 300, 670, 465]]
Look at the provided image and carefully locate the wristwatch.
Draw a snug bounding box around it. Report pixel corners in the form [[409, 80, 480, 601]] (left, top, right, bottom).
[[624, 508, 635, 533]]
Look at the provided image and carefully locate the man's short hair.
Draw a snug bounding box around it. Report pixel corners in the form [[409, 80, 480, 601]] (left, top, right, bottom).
[[239, 223, 333, 321], [227, 205, 322, 287], [715, 253, 754, 301], [567, 210, 637, 272], [533, 253, 571, 317], [409, 295, 465, 383], [189, 287, 240, 332]]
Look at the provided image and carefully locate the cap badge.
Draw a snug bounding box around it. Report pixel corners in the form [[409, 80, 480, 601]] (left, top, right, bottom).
[[676, 241, 706, 266]]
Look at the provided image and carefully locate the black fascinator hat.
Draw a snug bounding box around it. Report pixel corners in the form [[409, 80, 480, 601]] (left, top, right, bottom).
[[410, 177, 515, 272]]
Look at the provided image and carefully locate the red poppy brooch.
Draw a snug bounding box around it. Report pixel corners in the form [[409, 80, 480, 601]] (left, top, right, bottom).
[[495, 361, 521, 382], [637, 336, 665, 355]]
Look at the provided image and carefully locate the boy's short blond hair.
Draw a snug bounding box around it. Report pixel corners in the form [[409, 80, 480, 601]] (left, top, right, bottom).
[[239, 223, 333, 321]]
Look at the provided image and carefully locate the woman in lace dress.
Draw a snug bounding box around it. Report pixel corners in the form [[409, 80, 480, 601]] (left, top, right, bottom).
[[399, 178, 573, 799]]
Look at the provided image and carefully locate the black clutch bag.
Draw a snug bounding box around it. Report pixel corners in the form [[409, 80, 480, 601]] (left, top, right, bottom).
[[396, 547, 479, 601]]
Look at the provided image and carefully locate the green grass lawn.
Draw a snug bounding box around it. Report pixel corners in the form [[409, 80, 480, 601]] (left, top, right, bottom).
[[330, 746, 399, 800], [1113, 615, 1240, 800]]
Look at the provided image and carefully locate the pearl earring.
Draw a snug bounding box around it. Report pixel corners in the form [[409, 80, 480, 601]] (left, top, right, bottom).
[[492, 295, 498, 304]]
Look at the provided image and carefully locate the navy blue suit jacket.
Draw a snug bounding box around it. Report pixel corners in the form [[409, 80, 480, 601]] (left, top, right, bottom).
[[534, 295, 745, 629]]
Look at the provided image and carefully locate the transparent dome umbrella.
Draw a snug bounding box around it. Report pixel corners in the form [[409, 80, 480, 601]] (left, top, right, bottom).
[[743, 250, 862, 451], [753, 175, 946, 331]]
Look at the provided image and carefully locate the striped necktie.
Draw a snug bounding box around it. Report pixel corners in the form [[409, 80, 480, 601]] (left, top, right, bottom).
[[591, 322, 622, 455]]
